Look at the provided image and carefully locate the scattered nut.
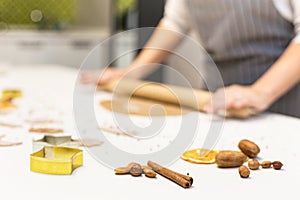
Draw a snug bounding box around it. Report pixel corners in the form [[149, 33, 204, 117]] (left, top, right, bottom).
[[238, 139, 260, 158], [216, 150, 247, 168], [248, 159, 260, 170], [272, 161, 283, 170], [239, 166, 250, 178], [114, 167, 130, 175], [142, 166, 157, 178], [130, 163, 143, 176], [260, 161, 272, 168], [114, 162, 143, 176]]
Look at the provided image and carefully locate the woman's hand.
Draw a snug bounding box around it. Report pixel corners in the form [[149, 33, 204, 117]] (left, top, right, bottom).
[[80, 67, 126, 85], [203, 84, 272, 115]]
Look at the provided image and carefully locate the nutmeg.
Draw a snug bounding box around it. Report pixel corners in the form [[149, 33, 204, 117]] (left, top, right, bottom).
[[238, 139, 260, 158], [130, 163, 143, 176], [272, 161, 283, 170], [216, 150, 247, 168], [248, 159, 260, 170], [239, 166, 250, 178]]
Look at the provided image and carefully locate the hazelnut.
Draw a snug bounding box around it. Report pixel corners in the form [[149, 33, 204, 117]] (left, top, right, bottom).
[[272, 161, 283, 170], [239, 166, 250, 178], [248, 159, 260, 170], [260, 161, 272, 168]]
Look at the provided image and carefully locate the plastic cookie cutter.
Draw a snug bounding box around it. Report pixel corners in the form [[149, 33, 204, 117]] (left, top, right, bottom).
[[30, 146, 83, 175], [0, 100, 17, 114], [2, 89, 22, 101], [32, 134, 103, 151]]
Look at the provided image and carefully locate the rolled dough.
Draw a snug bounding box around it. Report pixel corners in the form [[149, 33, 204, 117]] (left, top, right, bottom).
[[100, 96, 192, 116]]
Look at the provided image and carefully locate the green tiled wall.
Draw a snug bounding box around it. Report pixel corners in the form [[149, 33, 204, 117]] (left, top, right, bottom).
[[116, 0, 136, 16], [0, 0, 75, 29]]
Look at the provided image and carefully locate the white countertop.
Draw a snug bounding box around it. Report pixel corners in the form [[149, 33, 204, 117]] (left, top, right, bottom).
[[0, 65, 299, 200]]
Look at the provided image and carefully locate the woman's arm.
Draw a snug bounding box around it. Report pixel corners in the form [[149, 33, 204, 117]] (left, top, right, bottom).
[[204, 43, 300, 114], [81, 0, 189, 85], [80, 22, 184, 85], [205, 0, 300, 115], [123, 23, 184, 79], [126, 0, 190, 79], [252, 43, 300, 104]]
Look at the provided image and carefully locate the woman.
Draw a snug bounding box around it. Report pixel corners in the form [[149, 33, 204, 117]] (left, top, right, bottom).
[[82, 0, 300, 118]]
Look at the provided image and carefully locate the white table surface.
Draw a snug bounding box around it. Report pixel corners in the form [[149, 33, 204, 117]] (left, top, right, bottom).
[[0, 64, 300, 200]]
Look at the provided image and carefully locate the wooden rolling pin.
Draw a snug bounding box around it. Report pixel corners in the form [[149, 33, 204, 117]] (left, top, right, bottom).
[[100, 78, 255, 118]]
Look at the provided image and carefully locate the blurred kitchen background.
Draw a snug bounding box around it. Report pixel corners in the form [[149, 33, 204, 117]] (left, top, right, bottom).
[[0, 0, 205, 87]]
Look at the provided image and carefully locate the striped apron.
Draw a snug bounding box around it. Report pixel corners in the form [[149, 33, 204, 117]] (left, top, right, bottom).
[[187, 0, 300, 117]]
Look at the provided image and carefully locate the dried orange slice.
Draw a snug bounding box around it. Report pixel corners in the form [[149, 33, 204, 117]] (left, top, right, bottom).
[[181, 148, 219, 164]]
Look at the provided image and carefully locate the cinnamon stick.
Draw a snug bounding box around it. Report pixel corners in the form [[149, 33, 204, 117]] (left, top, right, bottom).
[[147, 161, 193, 188], [173, 171, 193, 185]]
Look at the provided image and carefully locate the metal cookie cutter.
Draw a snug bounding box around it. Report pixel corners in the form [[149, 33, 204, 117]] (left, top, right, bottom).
[[32, 135, 103, 151], [30, 146, 83, 175], [33, 135, 77, 151]]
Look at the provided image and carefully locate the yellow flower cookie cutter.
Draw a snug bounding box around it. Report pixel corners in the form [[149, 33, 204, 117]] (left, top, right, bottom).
[[30, 146, 83, 175], [2, 89, 22, 101]]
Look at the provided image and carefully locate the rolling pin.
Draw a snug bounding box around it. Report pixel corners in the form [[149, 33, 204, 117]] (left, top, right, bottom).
[[100, 78, 255, 118]]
